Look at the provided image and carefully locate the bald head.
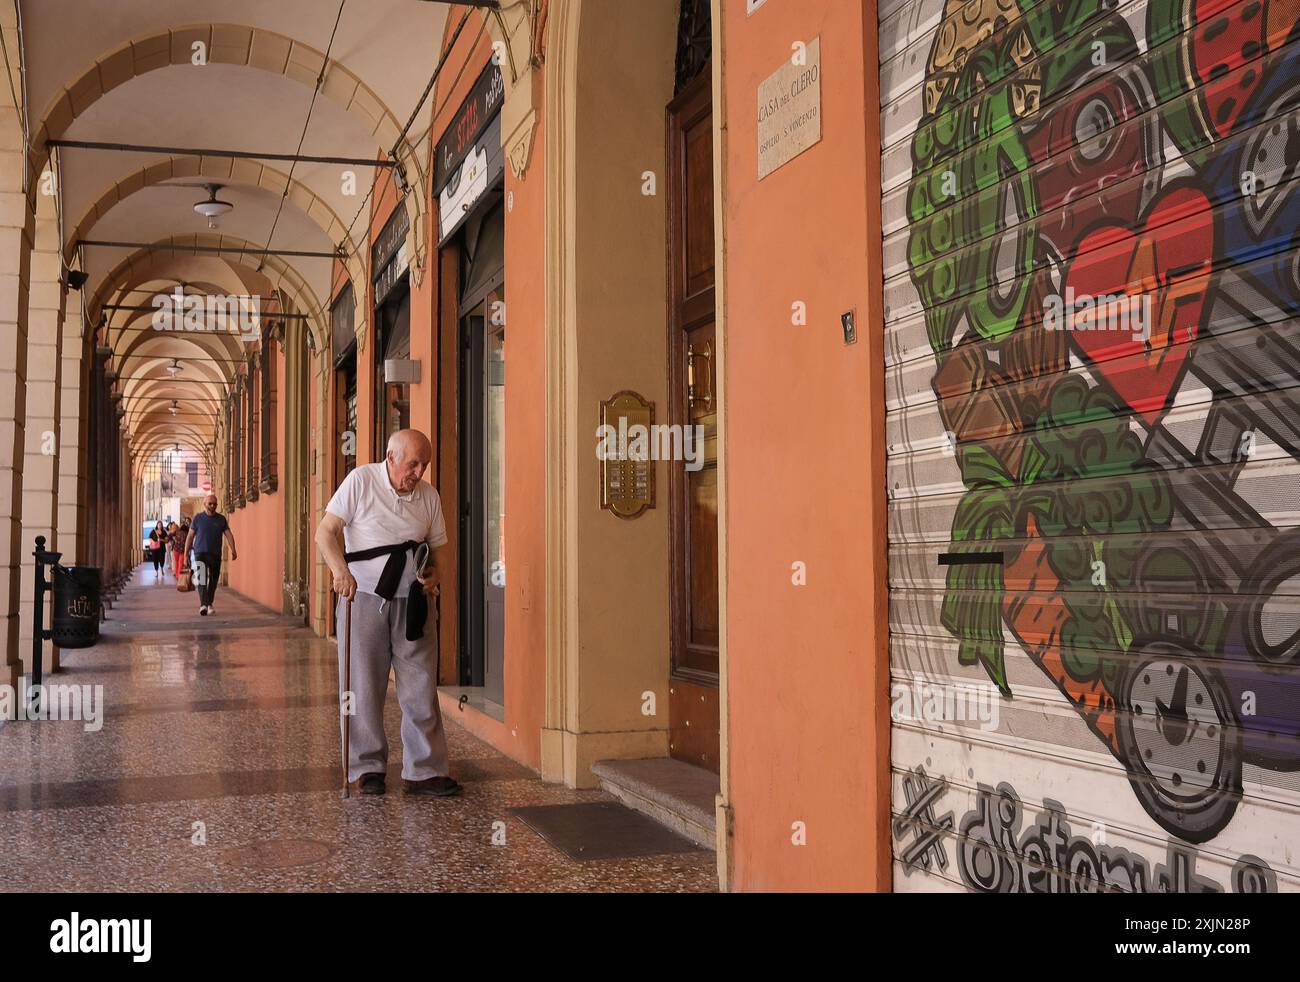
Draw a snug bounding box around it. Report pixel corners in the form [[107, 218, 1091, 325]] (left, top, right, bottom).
[[387, 429, 432, 460], [385, 429, 432, 493]]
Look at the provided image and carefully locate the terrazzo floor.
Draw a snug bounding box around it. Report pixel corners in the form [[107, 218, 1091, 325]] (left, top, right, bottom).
[[0, 565, 717, 892]]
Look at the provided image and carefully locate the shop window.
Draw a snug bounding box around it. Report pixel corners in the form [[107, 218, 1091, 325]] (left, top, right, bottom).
[[330, 282, 358, 484], [226, 389, 238, 510], [245, 364, 259, 503], [372, 206, 411, 456], [260, 330, 278, 494]]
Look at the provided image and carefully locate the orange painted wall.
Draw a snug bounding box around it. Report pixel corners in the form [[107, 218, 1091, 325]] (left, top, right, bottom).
[[308, 342, 320, 629], [227, 349, 288, 613], [721, 0, 890, 890], [429, 10, 496, 154], [409, 193, 435, 447], [359, 5, 486, 474], [496, 71, 546, 773], [417, 11, 547, 768]]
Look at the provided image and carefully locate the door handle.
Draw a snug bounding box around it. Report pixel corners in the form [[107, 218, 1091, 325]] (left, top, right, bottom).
[[687, 342, 713, 411]]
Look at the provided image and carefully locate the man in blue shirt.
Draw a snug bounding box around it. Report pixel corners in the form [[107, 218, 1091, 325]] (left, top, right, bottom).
[[183, 494, 238, 616]]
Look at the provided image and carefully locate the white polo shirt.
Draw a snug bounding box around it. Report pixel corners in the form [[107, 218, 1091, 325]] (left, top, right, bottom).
[[325, 462, 449, 597]]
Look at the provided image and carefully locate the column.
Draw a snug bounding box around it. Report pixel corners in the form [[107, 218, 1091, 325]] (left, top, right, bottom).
[[282, 317, 308, 617], [0, 6, 35, 690], [19, 189, 64, 673]]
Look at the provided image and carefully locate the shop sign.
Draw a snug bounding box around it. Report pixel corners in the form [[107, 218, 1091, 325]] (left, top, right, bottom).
[[372, 205, 410, 306], [438, 112, 504, 245], [434, 59, 506, 195], [330, 281, 356, 364]]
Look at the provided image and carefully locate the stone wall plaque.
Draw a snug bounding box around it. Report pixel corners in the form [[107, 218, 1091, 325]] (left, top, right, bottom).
[[757, 36, 822, 180]]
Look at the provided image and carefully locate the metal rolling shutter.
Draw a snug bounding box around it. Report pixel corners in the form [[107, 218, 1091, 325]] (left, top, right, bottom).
[[880, 0, 1300, 892]]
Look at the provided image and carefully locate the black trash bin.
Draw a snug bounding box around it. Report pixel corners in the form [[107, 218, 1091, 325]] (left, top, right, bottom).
[[52, 566, 101, 648]]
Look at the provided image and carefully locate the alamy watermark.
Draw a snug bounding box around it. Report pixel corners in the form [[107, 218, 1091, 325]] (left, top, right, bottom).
[[890, 674, 999, 731], [596, 418, 706, 471], [151, 287, 262, 341], [50, 913, 150, 962], [1044, 286, 1151, 342], [0, 679, 104, 731]]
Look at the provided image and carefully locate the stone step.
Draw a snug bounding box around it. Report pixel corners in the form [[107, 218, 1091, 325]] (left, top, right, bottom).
[[591, 757, 719, 851]]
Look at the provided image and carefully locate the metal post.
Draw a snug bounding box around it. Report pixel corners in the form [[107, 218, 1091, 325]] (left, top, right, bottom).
[[31, 536, 61, 714]]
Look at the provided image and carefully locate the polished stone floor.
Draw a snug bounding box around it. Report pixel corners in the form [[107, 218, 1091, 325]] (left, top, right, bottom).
[[0, 565, 715, 892]]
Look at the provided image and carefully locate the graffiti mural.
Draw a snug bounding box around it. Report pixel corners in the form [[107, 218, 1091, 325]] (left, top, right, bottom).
[[893, 767, 1278, 893], [891, 0, 1300, 864]]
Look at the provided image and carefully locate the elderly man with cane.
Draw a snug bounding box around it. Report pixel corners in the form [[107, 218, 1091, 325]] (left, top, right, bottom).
[[315, 429, 462, 797]]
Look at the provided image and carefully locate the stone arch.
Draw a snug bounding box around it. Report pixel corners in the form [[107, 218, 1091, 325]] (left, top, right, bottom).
[[104, 263, 278, 359], [64, 155, 368, 302], [31, 23, 428, 279], [132, 424, 213, 463], [90, 242, 327, 475], [120, 349, 229, 418], [87, 234, 328, 351]]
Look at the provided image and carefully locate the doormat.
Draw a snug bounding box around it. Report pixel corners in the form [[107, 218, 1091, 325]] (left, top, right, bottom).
[[509, 802, 703, 862]]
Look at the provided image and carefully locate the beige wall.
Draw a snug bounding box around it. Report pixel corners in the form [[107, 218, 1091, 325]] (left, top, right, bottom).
[[540, 0, 681, 786]]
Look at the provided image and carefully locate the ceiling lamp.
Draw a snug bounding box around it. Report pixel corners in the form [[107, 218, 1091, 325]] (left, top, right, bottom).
[[169, 400, 179, 417], [165, 358, 183, 376], [194, 184, 233, 229]]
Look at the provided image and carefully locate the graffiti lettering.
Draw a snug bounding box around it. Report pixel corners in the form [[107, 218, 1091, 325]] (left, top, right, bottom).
[[951, 778, 1277, 894]]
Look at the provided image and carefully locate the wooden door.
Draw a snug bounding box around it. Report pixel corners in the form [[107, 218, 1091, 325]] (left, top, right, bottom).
[[667, 67, 720, 772], [329, 355, 357, 638]]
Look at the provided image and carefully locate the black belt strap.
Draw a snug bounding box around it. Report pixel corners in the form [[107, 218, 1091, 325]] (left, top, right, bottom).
[[344, 539, 420, 602], [343, 539, 430, 641]]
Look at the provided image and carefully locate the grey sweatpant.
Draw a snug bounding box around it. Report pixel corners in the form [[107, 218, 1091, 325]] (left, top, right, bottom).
[[336, 592, 451, 782]]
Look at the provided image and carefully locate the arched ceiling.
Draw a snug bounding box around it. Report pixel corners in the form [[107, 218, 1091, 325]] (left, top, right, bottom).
[[20, 0, 456, 470]]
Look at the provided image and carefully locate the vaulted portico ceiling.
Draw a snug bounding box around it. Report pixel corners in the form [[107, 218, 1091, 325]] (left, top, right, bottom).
[[18, 0, 476, 460]]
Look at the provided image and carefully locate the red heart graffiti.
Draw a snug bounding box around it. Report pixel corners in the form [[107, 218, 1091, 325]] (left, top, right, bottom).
[[1063, 184, 1215, 428]]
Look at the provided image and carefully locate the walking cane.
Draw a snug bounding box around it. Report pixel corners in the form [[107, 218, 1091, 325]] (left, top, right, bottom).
[[341, 595, 353, 800]]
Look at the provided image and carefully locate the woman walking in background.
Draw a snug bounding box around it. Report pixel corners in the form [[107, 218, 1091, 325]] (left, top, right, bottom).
[[149, 521, 168, 578], [169, 521, 187, 577]]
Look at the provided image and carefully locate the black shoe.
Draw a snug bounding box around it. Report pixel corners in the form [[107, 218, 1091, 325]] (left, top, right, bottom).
[[403, 776, 463, 797], [358, 772, 386, 795]]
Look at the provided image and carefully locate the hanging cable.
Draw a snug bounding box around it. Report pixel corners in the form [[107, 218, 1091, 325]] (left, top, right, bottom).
[[327, 7, 488, 320], [258, 0, 347, 271], [393, 8, 472, 158]]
